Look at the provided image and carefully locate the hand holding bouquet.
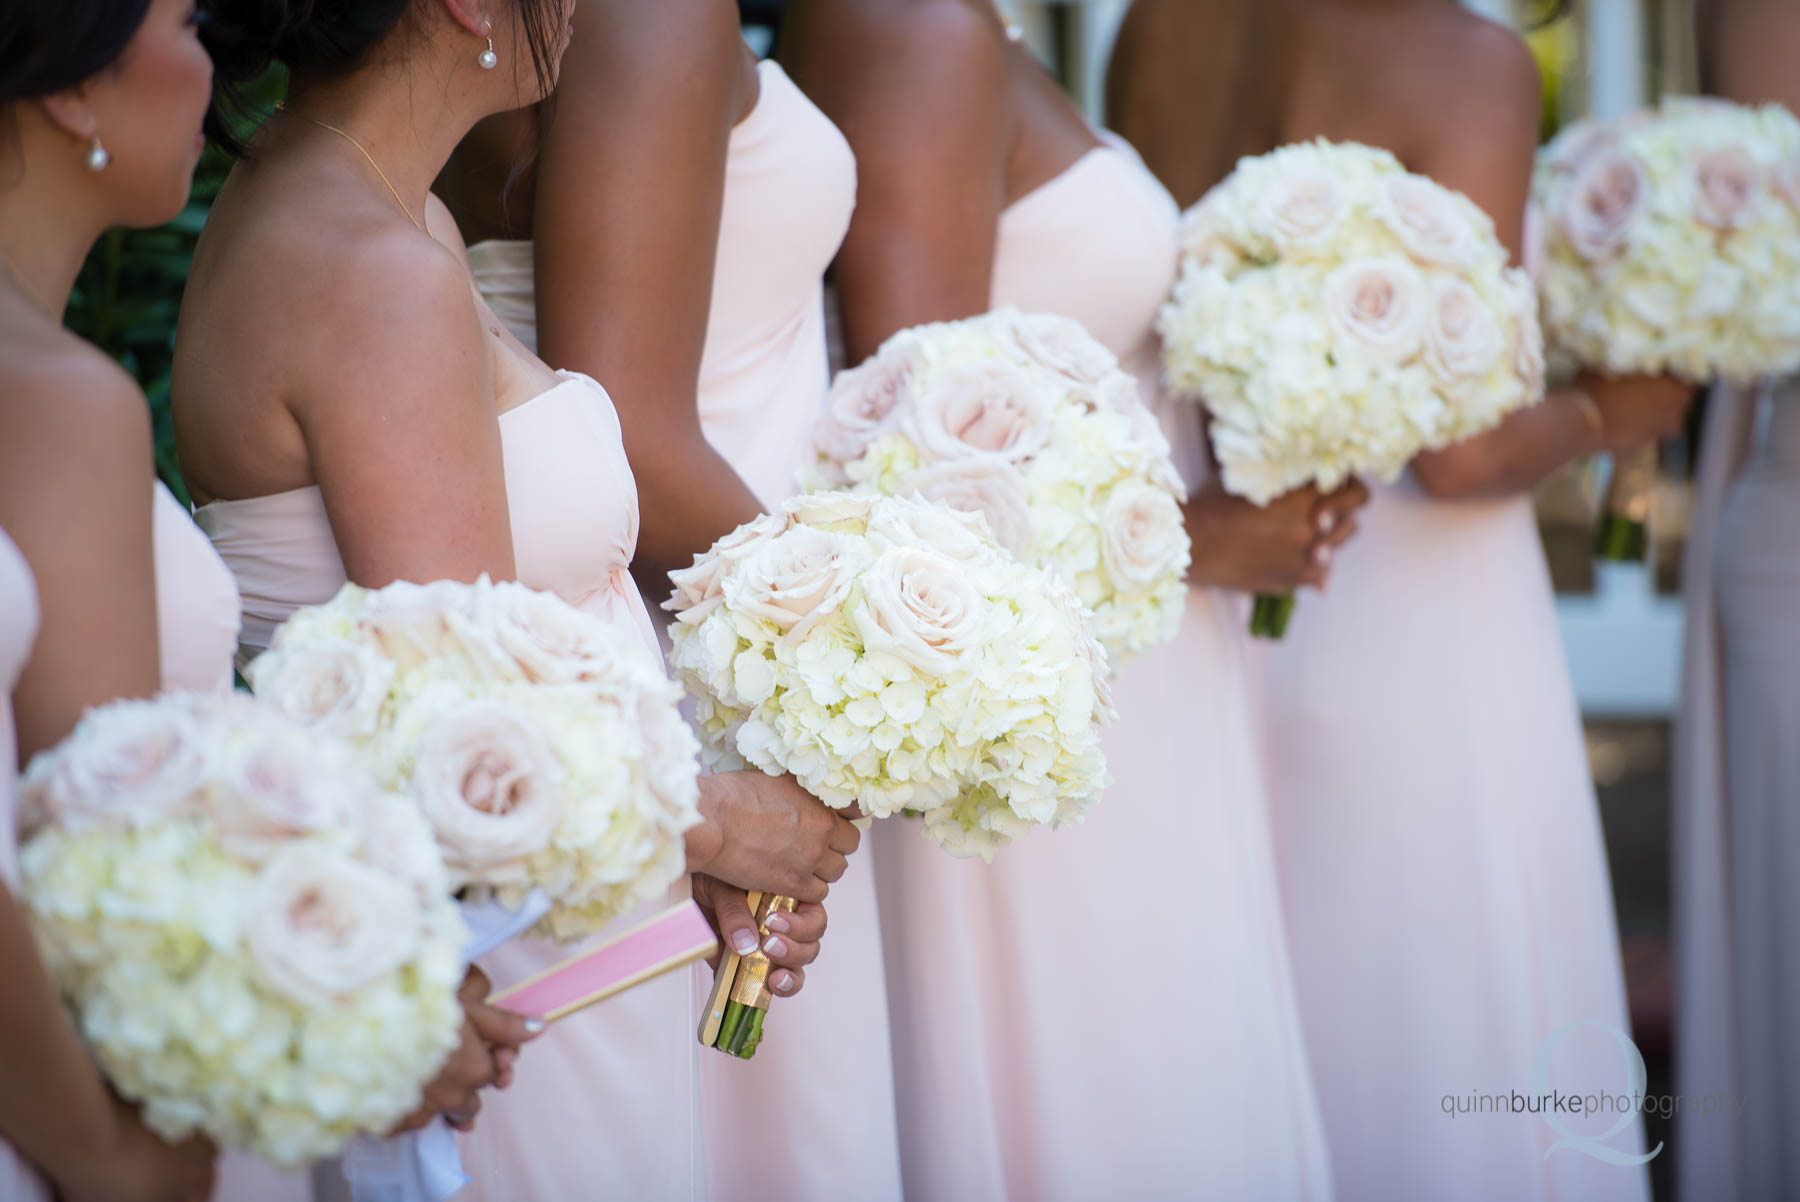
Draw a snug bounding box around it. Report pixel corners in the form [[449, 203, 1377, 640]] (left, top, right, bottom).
[[665, 492, 1115, 1055], [1534, 99, 1800, 558], [249, 577, 703, 944], [19, 692, 464, 1168], [1160, 139, 1544, 635], [812, 307, 1190, 666]]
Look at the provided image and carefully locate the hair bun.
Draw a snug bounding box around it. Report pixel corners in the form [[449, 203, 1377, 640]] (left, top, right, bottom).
[[202, 0, 410, 83]]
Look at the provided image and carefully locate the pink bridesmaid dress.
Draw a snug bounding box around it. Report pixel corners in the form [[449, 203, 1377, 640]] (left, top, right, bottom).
[[0, 527, 52, 1202], [870, 135, 1335, 1201], [1674, 379, 1800, 1202], [470, 61, 902, 1202], [199, 369, 696, 1200], [1251, 460, 1650, 1189]]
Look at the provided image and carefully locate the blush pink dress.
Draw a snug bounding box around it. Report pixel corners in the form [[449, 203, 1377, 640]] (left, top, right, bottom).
[[869, 137, 1334, 1201], [0, 526, 52, 1202], [470, 61, 900, 1202], [1251, 478, 1650, 1190], [199, 371, 693, 1199]]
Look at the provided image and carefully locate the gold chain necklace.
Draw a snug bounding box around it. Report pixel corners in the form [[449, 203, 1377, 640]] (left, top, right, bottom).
[[273, 101, 425, 232]]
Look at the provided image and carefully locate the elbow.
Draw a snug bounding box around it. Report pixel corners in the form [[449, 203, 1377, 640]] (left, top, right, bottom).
[[1410, 443, 1498, 500]]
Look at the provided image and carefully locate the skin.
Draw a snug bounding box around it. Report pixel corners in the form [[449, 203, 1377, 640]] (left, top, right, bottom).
[[1109, 0, 1692, 501], [1697, 0, 1800, 108], [0, 2, 219, 1198], [441, 0, 768, 586], [781, 0, 1365, 597], [173, 0, 846, 1031]]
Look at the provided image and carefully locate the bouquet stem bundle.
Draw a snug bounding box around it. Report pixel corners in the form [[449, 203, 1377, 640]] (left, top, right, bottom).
[[1595, 442, 1658, 564], [1250, 592, 1299, 640], [701, 892, 795, 1059]]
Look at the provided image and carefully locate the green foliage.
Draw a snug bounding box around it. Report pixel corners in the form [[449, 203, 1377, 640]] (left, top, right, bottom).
[[62, 68, 286, 508]]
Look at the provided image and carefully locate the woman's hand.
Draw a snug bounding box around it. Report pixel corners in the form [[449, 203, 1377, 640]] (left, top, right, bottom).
[[1579, 370, 1696, 453], [1185, 478, 1369, 595], [57, 1101, 215, 1202], [692, 875, 828, 999], [388, 966, 544, 1135], [687, 771, 861, 903]]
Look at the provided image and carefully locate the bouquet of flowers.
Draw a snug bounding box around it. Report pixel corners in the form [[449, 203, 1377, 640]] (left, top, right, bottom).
[[1160, 139, 1544, 636], [19, 692, 464, 1168], [1534, 98, 1800, 558], [249, 577, 702, 944], [811, 307, 1190, 666], [665, 492, 1114, 1057]]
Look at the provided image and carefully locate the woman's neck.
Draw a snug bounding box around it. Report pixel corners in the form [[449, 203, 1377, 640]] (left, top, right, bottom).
[[278, 63, 493, 227], [0, 164, 106, 320]]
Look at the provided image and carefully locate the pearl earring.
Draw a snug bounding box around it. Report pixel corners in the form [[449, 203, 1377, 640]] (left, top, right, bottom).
[[478, 32, 498, 70], [86, 134, 110, 172]]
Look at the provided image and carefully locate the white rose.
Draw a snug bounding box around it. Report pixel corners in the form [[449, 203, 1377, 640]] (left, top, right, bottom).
[[782, 491, 876, 530], [1377, 175, 1476, 268], [1562, 149, 1649, 262], [817, 344, 917, 465], [359, 580, 474, 672], [902, 361, 1055, 464], [1043, 578, 1113, 713], [1323, 257, 1429, 366], [1424, 277, 1504, 381], [20, 699, 211, 835], [996, 310, 1119, 389], [246, 845, 421, 1007], [634, 693, 701, 819], [1692, 145, 1762, 230], [217, 735, 361, 861], [481, 582, 635, 688], [665, 512, 787, 621], [900, 460, 1033, 555], [1099, 483, 1189, 595], [866, 496, 1002, 565], [722, 526, 861, 639], [356, 794, 451, 899], [247, 638, 394, 738], [408, 701, 565, 877], [851, 547, 987, 674], [1257, 167, 1349, 249], [1509, 290, 1546, 399]]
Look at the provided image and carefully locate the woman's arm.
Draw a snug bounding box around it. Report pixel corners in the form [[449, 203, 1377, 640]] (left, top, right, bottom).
[[0, 350, 214, 1201], [786, 1, 1013, 359], [532, 0, 761, 580]]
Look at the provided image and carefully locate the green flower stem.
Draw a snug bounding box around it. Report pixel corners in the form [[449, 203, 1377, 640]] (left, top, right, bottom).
[[1594, 514, 1648, 564], [1250, 592, 1297, 640]]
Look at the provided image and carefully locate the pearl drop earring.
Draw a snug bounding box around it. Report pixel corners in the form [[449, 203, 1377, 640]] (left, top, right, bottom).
[[478, 27, 498, 70], [86, 134, 110, 172]]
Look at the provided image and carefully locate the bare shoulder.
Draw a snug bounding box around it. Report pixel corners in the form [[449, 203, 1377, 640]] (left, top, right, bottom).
[[0, 321, 150, 467], [1410, 9, 1540, 129], [800, 0, 1007, 126], [572, 0, 740, 71]]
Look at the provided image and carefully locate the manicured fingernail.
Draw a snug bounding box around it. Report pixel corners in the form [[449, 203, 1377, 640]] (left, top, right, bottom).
[[770, 971, 797, 994], [523, 1018, 546, 1034], [731, 930, 758, 956], [764, 912, 791, 935], [763, 935, 790, 959], [1313, 545, 1332, 567], [1317, 510, 1335, 534]]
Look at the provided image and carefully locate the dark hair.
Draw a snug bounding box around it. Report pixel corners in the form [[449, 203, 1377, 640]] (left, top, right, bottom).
[[203, 0, 563, 151], [0, 0, 154, 103]]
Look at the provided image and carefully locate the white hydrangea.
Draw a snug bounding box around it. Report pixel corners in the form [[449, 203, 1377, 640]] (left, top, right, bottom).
[[809, 308, 1190, 667], [1159, 140, 1544, 505], [664, 493, 1114, 861], [1534, 98, 1800, 382], [18, 693, 464, 1169], [251, 577, 701, 944]]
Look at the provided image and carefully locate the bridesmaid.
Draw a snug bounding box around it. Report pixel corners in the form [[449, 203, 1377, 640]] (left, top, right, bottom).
[[784, 2, 1362, 1197], [0, 0, 225, 1198], [438, 3, 899, 1198], [1112, 2, 1688, 1198], [175, 2, 852, 1197], [1675, 4, 1800, 1199]]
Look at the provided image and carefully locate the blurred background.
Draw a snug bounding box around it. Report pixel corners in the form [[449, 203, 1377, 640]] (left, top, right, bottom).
[[76, 2, 1706, 1195]]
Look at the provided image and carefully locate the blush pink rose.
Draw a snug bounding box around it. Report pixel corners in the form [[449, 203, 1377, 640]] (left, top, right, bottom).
[[903, 361, 1055, 464], [1378, 175, 1476, 268], [817, 344, 917, 466], [1323, 258, 1429, 366], [1562, 150, 1650, 262], [1258, 168, 1349, 249], [1692, 145, 1762, 230]]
